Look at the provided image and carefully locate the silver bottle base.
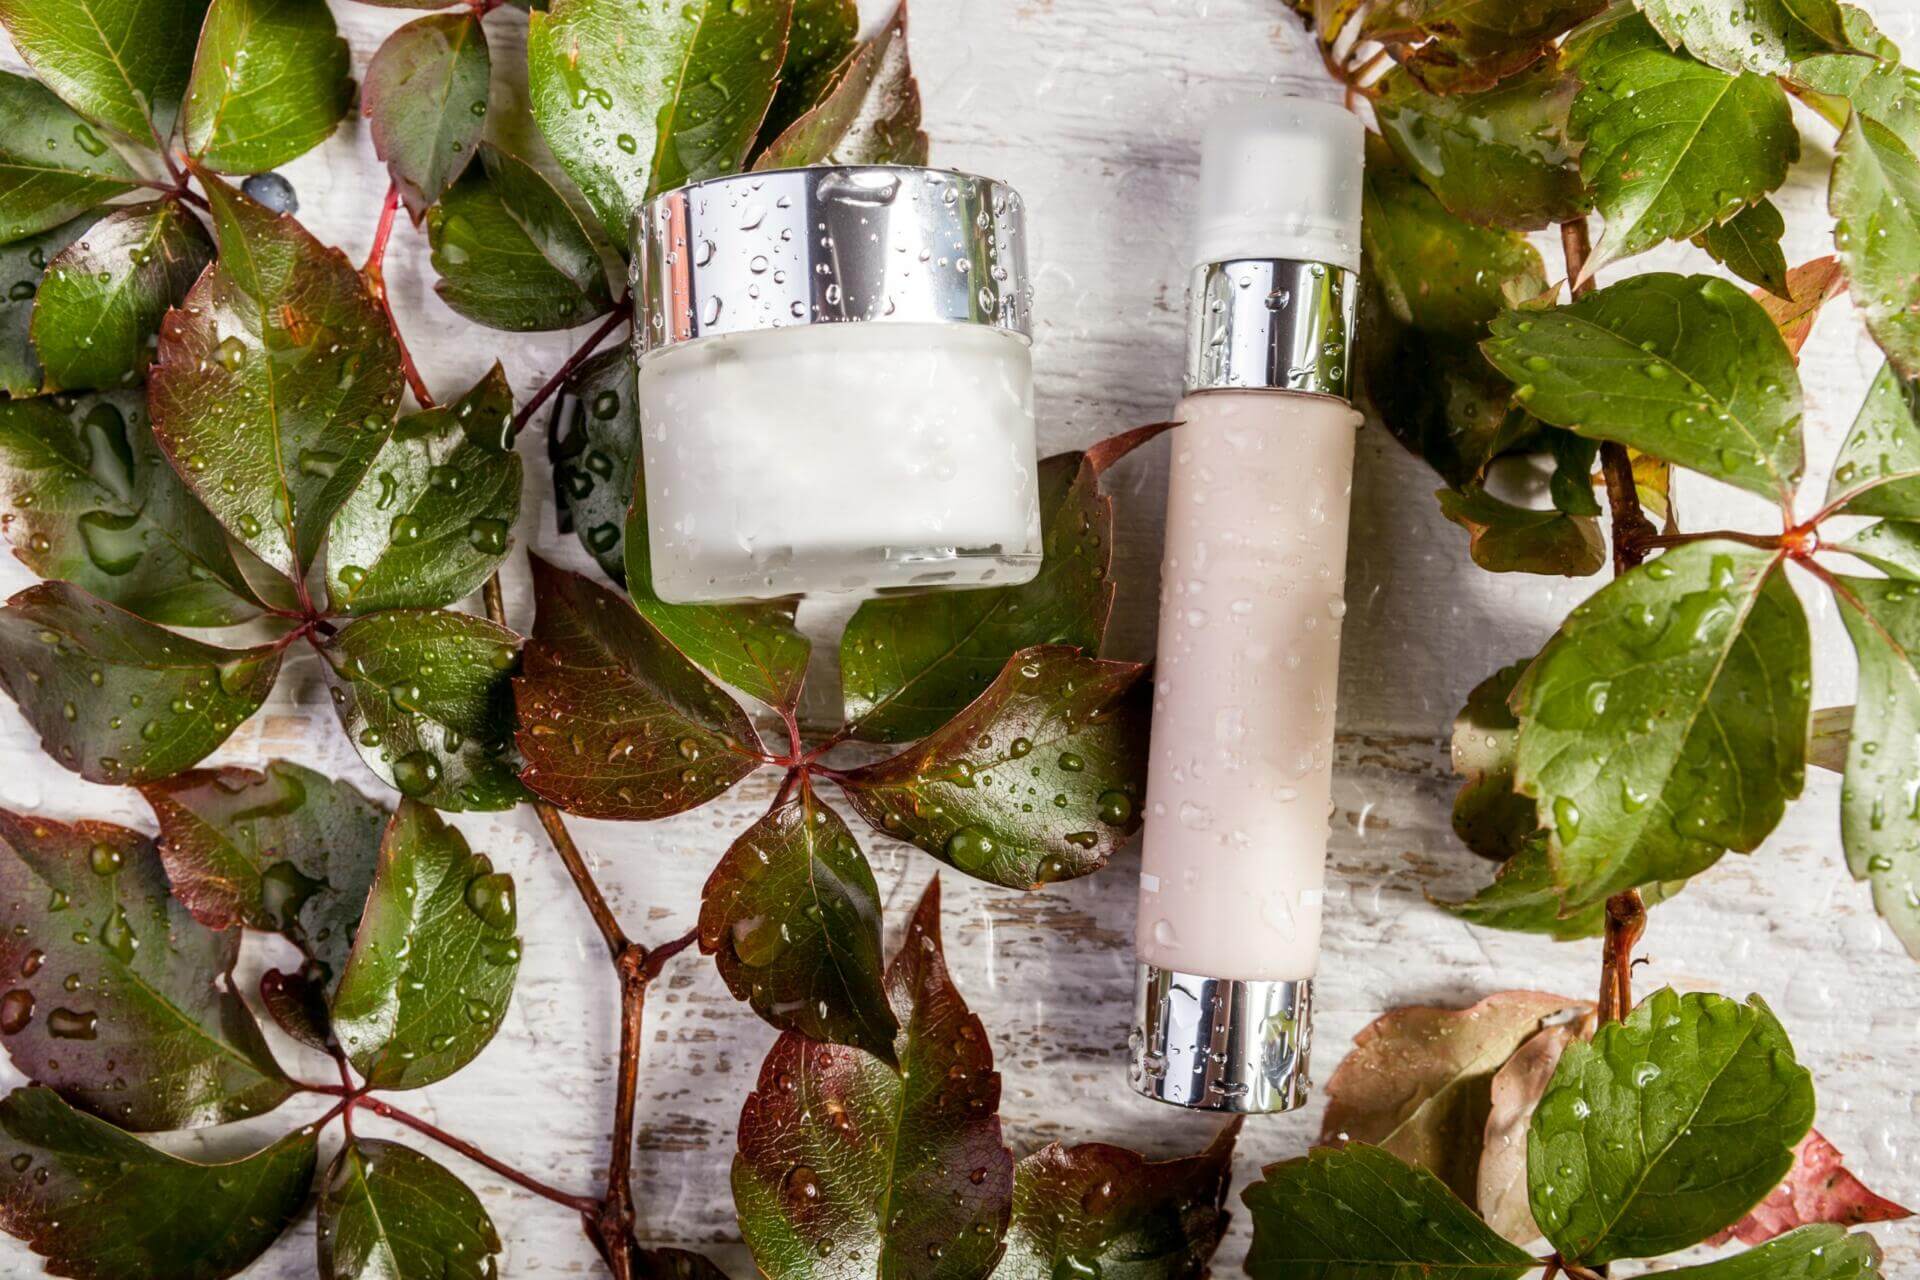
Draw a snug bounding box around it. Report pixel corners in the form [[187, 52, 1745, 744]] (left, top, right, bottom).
[[1128, 965, 1312, 1113]]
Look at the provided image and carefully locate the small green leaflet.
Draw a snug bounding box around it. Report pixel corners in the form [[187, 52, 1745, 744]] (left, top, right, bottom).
[[319, 1138, 504, 1280], [364, 12, 492, 219], [1833, 113, 1920, 380], [1833, 575, 1920, 958], [1695, 199, 1791, 299], [1659, 1225, 1885, 1279], [1435, 485, 1605, 577], [0, 73, 138, 246], [183, 0, 353, 174], [1826, 364, 1920, 518]]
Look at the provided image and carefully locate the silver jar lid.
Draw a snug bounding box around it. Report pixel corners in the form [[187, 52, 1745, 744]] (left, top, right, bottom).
[[632, 165, 1031, 354]]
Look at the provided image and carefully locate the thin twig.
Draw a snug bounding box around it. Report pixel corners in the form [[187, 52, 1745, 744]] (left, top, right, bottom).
[[363, 182, 436, 409], [1637, 528, 1785, 553], [357, 1097, 601, 1214], [511, 304, 633, 439], [533, 800, 632, 957]]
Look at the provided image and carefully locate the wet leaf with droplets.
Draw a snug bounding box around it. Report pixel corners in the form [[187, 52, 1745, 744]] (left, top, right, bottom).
[[182, 0, 352, 174], [148, 168, 403, 580], [0, 73, 140, 247], [513, 555, 763, 819], [30, 200, 211, 391], [1242, 1143, 1535, 1280], [0, 214, 90, 394], [754, 3, 926, 171], [427, 143, 614, 333], [1824, 363, 1920, 519], [0, 1086, 315, 1280], [841, 452, 1115, 742], [551, 346, 637, 581], [699, 783, 895, 1063], [0, 579, 282, 784], [364, 11, 491, 220], [1831, 111, 1920, 380], [0, 0, 205, 144], [319, 1137, 503, 1280], [1641, 0, 1852, 76], [1436, 834, 1687, 941], [329, 800, 520, 1090], [1511, 540, 1810, 911], [140, 761, 386, 996], [755, 0, 857, 147], [320, 608, 526, 812], [1435, 485, 1605, 577], [1483, 273, 1805, 504], [0, 810, 293, 1130], [527, 0, 794, 247], [1832, 574, 1920, 959], [1477, 1013, 1595, 1246], [1355, 0, 1604, 94], [1693, 199, 1790, 299], [1449, 659, 1539, 863], [1708, 1131, 1911, 1247], [840, 646, 1148, 889], [0, 390, 264, 626], [733, 877, 1013, 1279], [992, 1124, 1237, 1280], [1656, 1225, 1887, 1279], [1529, 988, 1814, 1264], [1563, 10, 1797, 274], [326, 364, 522, 614], [1318, 991, 1590, 1207]]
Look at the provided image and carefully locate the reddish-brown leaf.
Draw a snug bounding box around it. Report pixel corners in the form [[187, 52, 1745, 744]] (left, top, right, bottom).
[[1708, 1130, 1913, 1246], [1758, 257, 1848, 360], [1478, 1012, 1596, 1245]]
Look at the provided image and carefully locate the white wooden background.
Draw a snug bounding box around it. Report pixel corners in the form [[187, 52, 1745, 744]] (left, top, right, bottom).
[[3, 1, 1918, 1275]]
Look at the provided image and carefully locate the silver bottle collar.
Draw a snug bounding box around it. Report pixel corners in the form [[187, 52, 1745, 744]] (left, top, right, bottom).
[[1129, 965, 1312, 1113], [1184, 258, 1356, 399], [631, 166, 1031, 355]]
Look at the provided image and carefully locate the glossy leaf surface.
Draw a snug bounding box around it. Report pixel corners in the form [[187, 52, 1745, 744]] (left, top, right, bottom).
[[365, 12, 491, 219], [1833, 113, 1920, 379], [0, 0, 206, 144], [1359, 0, 1605, 94], [755, 4, 926, 170], [1826, 363, 1920, 518], [1449, 659, 1538, 862], [0, 215, 91, 393], [1711, 1131, 1912, 1247], [1835, 575, 1920, 958], [1662, 1226, 1884, 1279], [319, 1138, 504, 1280], [0, 810, 292, 1130], [183, 0, 353, 174], [1642, 0, 1851, 75], [0, 73, 138, 245], [550, 346, 635, 580], [1436, 485, 1605, 577], [1696, 199, 1790, 299], [841, 647, 1148, 889], [759, 0, 857, 146]]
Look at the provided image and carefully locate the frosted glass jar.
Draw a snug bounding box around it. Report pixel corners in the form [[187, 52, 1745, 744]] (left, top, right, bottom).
[[631, 166, 1043, 603]]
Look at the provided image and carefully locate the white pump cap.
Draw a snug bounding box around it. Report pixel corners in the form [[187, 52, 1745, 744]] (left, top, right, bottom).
[[1192, 98, 1364, 273]]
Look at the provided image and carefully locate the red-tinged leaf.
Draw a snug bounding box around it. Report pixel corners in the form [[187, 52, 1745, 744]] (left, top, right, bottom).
[[0, 1086, 317, 1280], [753, 3, 925, 170], [1363, 0, 1607, 94], [148, 167, 403, 581], [1319, 990, 1591, 1205], [757, 0, 858, 147], [1708, 1131, 1913, 1246], [1478, 1013, 1596, 1245], [515, 555, 762, 820], [1760, 257, 1848, 360], [259, 965, 331, 1052], [993, 1123, 1238, 1279], [699, 783, 896, 1063], [364, 12, 491, 219], [733, 877, 1013, 1278], [839, 646, 1149, 890], [0, 810, 293, 1131]]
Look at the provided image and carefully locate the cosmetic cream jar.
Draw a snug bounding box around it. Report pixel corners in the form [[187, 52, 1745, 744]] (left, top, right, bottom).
[[629, 166, 1042, 604]]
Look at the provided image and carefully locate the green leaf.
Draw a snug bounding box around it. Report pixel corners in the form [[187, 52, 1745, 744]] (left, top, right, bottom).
[[1643, 0, 1851, 75], [550, 346, 634, 580], [150, 169, 403, 580], [1359, 133, 1549, 489], [183, 0, 353, 174], [527, 0, 793, 248], [841, 647, 1148, 889], [1512, 541, 1810, 911], [31, 200, 212, 391], [1451, 659, 1539, 862], [319, 1137, 504, 1280], [514, 555, 762, 819], [0, 73, 138, 246], [1792, 7, 1916, 131], [0, 580, 280, 783], [0, 390, 263, 627], [754, 4, 926, 170], [1838, 519, 1920, 579], [841, 453, 1111, 742], [1832, 112, 1920, 380], [319, 608, 526, 812], [699, 783, 895, 1063], [1482, 273, 1805, 504], [1547, 429, 1602, 517], [1827, 363, 1920, 518], [0, 0, 207, 144], [1436, 486, 1605, 576], [1439, 836, 1609, 940], [140, 761, 385, 990], [326, 365, 522, 613], [1833, 574, 1920, 958], [1242, 1144, 1536, 1280], [1660, 1225, 1885, 1279], [1566, 10, 1798, 274], [1695, 199, 1791, 299], [1529, 988, 1815, 1264], [625, 490, 810, 713], [0, 214, 91, 393], [0, 810, 293, 1130], [0, 1086, 316, 1280], [330, 800, 520, 1089], [365, 12, 492, 219], [733, 877, 1013, 1279], [758, 0, 857, 147], [1373, 59, 1587, 232], [1359, 0, 1606, 94], [427, 144, 614, 332], [1319, 991, 1591, 1207], [992, 1126, 1237, 1280]]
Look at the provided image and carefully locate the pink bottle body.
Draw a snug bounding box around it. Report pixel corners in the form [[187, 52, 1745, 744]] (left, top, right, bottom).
[[1136, 389, 1359, 983]]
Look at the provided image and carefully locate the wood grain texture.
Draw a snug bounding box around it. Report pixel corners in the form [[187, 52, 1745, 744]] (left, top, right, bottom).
[[2, 1, 1918, 1275]]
